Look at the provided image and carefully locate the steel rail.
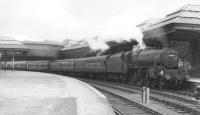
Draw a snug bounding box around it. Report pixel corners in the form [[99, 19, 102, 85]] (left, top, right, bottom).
[[81, 79, 200, 115], [96, 87, 163, 115]]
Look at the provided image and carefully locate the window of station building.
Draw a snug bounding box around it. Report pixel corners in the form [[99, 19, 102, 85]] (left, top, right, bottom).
[[25, 43, 62, 50], [48, 45, 62, 50], [30, 44, 48, 50]]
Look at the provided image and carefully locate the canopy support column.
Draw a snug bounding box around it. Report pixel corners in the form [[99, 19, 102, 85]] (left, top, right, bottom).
[[4, 51, 6, 71], [12, 50, 15, 71]]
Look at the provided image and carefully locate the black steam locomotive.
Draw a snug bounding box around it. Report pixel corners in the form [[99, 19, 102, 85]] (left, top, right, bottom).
[[2, 47, 191, 89]]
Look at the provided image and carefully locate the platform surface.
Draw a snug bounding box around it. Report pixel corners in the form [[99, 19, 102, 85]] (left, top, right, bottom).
[[0, 71, 114, 115]]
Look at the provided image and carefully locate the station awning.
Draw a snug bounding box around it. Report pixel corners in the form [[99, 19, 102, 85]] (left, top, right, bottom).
[[0, 36, 29, 52], [142, 4, 200, 40]]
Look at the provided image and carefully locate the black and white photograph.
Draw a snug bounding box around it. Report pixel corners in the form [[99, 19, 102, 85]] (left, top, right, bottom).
[[0, 0, 200, 114]]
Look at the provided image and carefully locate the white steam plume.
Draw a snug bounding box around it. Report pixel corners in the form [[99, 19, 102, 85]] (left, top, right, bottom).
[[86, 37, 109, 51], [85, 27, 144, 51]]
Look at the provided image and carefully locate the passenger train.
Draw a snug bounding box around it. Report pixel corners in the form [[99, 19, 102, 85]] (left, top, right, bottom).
[[2, 47, 192, 89]]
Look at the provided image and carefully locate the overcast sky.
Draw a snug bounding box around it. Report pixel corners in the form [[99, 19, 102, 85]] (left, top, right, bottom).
[[0, 0, 200, 42]]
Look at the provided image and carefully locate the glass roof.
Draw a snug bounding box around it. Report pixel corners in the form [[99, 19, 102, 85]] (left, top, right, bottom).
[[0, 36, 28, 50]]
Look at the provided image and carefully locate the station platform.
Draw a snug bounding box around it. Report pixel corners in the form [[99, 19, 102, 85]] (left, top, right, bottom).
[[0, 71, 114, 115]]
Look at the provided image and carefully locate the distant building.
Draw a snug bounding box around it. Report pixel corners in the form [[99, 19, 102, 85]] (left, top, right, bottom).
[[0, 35, 29, 61], [59, 39, 90, 59], [59, 44, 90, 59], [22, 41, 64, 60]]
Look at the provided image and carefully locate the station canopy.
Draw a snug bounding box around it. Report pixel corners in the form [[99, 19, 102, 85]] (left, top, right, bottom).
[[0, 35, 29, 57], [0, 35, 28, 51], [141, 4, 200, 46]]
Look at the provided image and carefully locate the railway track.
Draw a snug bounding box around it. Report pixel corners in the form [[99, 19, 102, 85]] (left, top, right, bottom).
[[66, 73, 194, 97], [152, 85, 195, 97], [100, 88, 157, 115], [80, 78, 195, 102], [108, 81, 196, 104], [113, 107, 124, 115], [79, 78, 200, 115]]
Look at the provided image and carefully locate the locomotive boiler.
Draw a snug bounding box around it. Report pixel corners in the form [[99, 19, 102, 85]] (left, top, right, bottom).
[[127, 48, 191, 88]]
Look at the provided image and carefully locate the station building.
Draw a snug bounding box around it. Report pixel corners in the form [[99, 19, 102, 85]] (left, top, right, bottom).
[[59, 40, 90, 59], [138, 4, 200, 77], [0, 36, 64, 62], [59, 44, 90, 59], [22, 41, 64, 60]]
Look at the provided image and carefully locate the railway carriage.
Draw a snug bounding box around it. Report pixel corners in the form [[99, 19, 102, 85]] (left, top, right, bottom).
[[3, 61, 12, 70], [12, 61, 27, 70], [74, 55, 107, 73], [0, 61, 27, 70], [50, 59, 75, 72], [27, 61, 50, 71]]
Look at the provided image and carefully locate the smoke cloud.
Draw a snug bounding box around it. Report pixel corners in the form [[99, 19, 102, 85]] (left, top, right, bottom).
[[85, 27, 144, 51], [86, 37, 109, 51]]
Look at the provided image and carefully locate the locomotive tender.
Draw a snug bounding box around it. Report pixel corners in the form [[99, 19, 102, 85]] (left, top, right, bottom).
[[3, 47, 191, 89]]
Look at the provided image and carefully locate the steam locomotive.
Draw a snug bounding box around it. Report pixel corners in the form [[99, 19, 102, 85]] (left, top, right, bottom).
[[2, 47, 191, 89]]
